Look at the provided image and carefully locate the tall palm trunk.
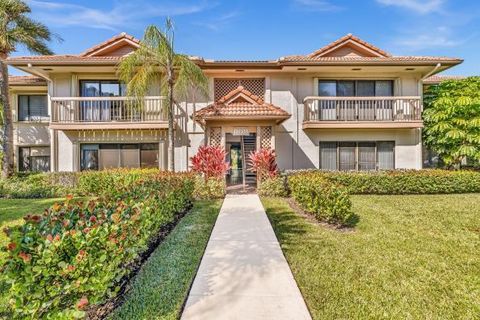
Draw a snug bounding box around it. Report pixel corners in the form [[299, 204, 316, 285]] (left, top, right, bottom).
[[167, 78, 175, 172], [0, 55, 14, 178]]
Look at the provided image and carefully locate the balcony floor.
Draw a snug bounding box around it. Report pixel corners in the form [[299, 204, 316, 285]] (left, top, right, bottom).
[[49, 121, 169, 130], [302, 120, 423, 129]]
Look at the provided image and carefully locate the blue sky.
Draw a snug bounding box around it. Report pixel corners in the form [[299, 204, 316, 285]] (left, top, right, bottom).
[[10, 0, 480, 76]]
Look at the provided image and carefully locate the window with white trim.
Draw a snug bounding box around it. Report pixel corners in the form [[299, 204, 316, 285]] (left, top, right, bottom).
[[19, 146, 50, 172], [319, 141, 394, 171], [18, 95, 48, 121]]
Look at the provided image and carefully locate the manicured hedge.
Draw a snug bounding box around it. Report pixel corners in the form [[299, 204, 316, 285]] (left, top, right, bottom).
[[257, 175, 289, 197], [1, 170, 195, 319], [320, 169, 480, 194], [288, 172, 354, 226]]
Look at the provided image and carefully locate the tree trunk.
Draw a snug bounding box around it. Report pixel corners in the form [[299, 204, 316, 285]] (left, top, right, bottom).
[[0, 56, 14, 178], [167, 79, 175, 172]]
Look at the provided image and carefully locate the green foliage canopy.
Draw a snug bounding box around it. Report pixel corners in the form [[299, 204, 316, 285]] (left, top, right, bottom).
[[423, 76, 480, 166]]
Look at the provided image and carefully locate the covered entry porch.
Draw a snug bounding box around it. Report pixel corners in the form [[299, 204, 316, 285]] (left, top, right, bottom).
[[208, 123, 276, 188], [193, 85, 290, 189]]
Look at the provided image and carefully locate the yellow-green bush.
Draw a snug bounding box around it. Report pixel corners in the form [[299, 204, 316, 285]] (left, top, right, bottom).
[[288, 172, 354, 226]]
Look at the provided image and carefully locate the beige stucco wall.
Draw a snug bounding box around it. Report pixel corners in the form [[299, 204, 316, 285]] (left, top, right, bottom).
[[12, 68, 425, 172]]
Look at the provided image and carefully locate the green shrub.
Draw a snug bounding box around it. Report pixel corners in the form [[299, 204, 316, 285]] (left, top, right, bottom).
[[0, 173, 58, 198], [257, 175, 288, 197], [288, 172, 354, 226], [1, 171, 194, 319], [319, 169, 480, 194], [193, 176, 226, 200]]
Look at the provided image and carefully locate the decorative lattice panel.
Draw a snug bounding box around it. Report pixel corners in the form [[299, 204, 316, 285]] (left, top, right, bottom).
[[260, 126, 273, 149], [214, 78, 265, 101], [209, 127, 222, 147]]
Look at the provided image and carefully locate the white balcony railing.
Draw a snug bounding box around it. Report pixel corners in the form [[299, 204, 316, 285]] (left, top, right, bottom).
[[303, 96, 422, 122], [51, 96, 167, 123]]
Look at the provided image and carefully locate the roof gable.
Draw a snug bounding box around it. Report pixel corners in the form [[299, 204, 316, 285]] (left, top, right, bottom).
[[218, 86, 264, 104], [81, 32, 140, 57], [309, 34, 391, 58]]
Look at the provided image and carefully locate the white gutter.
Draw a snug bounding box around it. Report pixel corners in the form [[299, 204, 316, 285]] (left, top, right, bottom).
[[421, 63, 441, 81]]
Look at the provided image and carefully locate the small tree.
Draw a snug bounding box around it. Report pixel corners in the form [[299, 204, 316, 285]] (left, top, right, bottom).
[[0, 0, 58, 178], [118, 20, 208, 172], [191, 145, 229, 180], [248, 148, 278, 181], [423, 77, 480, 167]]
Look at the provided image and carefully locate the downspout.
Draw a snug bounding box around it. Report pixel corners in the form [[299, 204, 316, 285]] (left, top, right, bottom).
[[421, 63, 441, 81]]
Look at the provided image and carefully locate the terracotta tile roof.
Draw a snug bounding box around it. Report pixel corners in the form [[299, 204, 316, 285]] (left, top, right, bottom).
[[194, 86, 290, 123], [423, 75, 466, 84], [80, 32, 140, 57], [6, 32, 462, 68], [309, 33, 391, 58], [8, 75, 46, 86], [279, 55, 462, 63], [7, 55, 122, 64]]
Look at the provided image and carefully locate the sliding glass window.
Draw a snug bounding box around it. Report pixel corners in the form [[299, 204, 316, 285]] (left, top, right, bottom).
[[317, 80, 393, 97], [80, 143, 159, 171], [19, 146, 50, 172], [79, 80, 127, 121], [319, 141, 394, 171]]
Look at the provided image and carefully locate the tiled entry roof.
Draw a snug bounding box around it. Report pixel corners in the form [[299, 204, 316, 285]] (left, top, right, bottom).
[[194, 86, 290, 124]]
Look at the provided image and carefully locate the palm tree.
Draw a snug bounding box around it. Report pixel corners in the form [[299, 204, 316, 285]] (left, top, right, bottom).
[[0, 0, 57, 178], [118, 20, 208, 171]]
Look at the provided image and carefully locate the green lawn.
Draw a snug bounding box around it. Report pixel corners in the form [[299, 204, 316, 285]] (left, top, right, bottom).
[[110, 199, 223, 320], [262, 194, 480, 319]]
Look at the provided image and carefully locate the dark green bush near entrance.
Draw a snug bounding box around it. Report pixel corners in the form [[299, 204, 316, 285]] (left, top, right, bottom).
[[1, 171, 195, 319], [288, 172, 354, 226]]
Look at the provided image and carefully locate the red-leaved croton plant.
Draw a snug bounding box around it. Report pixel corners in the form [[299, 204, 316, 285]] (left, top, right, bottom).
[[248, 148, 278, 181], [190, 146, 230, 180]]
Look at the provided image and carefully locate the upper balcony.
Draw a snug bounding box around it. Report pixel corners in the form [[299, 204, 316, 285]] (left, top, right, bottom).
[[50, 96, 168, 130], [303, 96, 423, 129]]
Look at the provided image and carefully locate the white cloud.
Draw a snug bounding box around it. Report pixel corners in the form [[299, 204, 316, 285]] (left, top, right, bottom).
[[27, 0, 214, 31], [194, 11, 240, 31], [293, 0, 342, 12], [376, 0, 444, 14], [394, 27, 462, 51]]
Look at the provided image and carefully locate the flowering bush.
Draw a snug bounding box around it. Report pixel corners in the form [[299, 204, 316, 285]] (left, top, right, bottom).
[[1, 171, 194, 319], [248, 148, 278, 181], [190, 146, 229, 180]]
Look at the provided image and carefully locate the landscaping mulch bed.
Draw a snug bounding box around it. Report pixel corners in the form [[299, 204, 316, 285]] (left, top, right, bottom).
[[85, 203, 193, 320]]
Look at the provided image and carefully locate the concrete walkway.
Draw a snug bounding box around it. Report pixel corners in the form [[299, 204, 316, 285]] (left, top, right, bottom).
[[181, 194, 311, 320]]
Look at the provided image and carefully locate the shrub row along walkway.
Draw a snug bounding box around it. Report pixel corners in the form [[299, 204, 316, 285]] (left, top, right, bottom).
[[182, 194, 311, 320]]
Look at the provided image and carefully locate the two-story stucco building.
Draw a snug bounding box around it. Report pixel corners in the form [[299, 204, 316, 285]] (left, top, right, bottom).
[[7, 33, 462, 184]]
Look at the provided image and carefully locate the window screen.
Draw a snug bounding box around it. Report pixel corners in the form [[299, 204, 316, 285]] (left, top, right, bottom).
[[377, 141, 395, 169], [358, 142, 376, 170], [320, 142, 337, 170], [339, 142, 356, 171]]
